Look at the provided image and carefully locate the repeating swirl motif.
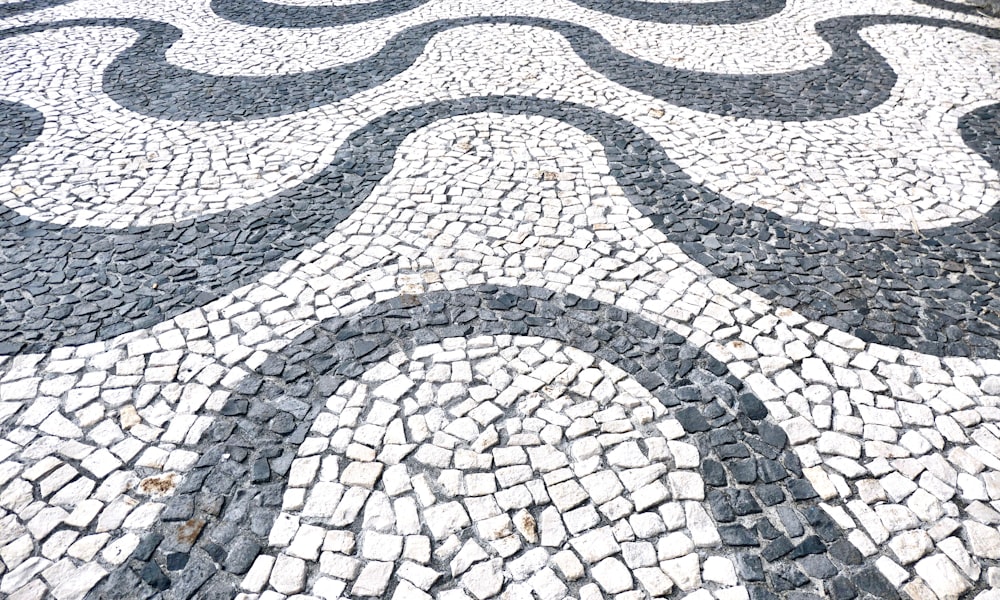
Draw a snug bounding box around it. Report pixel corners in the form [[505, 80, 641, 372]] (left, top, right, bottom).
[[1, 0, 1000, 599]]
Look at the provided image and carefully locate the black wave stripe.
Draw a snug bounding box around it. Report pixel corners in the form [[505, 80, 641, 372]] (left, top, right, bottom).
[[0, 0, 75, 18], [211, 0, 785, 28], [0, 96, 999, 356], [1, 15, 998, 122], [563, 0, 785, 25], [210, 0, 432, 28], [911, 0, 997, 15], [88, 286, 891, 600], [0, 99, 44, 165], [960, 102, 1000, 171]]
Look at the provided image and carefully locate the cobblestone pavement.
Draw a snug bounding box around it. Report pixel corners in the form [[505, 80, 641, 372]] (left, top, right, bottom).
[[2, 0, 1000, 599]]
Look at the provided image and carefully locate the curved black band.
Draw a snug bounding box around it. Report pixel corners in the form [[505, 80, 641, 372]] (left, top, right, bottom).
[[209, 0, 786, 28], [209, 0, 433, 28], [1, 95, 999, 356], [562, 0, 786, 24], [87, 285, 890, 600]]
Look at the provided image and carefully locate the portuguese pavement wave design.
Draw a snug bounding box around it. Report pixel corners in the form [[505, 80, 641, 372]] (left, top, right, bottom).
[[1, 0, 1000, 598]]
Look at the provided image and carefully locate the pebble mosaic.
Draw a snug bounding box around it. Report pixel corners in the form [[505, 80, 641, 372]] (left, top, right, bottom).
[[1, 0, 1000, 598]]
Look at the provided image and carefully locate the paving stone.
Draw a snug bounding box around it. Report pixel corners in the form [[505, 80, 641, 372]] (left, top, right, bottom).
[[591, 557, 632, 593], [660, 552, 702, 591], [269, 554, 306, 595], [964, 520, 1000, 559], [462, 558, 503, 599], [888, 530, 934, 565], [351, 560, 394, 596], [914, 554, 972, 599]]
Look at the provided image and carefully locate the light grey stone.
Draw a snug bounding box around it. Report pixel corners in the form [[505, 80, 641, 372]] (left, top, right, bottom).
[[569, 526, 619, 563], [888, 530, 933, 564], [964, 520, 1000, 559], [591, 557, 632, 594], [914, 554, 971, 599], [660, 552, 702, 591], [352, 561, 394, 597], [462, 558, 503, 600], [684, 501, 721, 546], [702, 556, 738, 586], [269, 554, 306, 595]]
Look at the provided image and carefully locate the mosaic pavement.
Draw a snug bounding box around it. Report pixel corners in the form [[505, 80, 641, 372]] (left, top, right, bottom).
[[2, 0, 1000, 598]]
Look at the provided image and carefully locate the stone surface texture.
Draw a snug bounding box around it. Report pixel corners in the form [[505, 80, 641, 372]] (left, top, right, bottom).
[[0, 0, 1000, 598]]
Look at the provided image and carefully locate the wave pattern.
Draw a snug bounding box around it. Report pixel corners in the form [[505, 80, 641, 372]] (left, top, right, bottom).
[[0, 96, 999, 357], [0, 15, 996, 123], [0, 0, 999, 599]]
